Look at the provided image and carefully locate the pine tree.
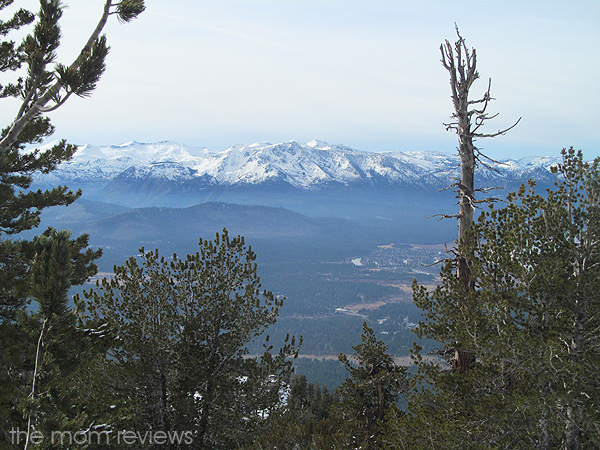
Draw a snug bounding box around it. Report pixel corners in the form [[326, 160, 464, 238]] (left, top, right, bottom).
[[0, 228, 102, 450], [19, 229, 102, 450], [1, 2, 144, 447], [244, 375, 336, 450], [82, 229, 301, 450], [329, 322, 408, 450], [0, 0, 145, 319], [398, 149, 600, 449]]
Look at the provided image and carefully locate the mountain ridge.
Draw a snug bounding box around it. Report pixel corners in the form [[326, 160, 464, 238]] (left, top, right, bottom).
[[29, 140, 562, 230], [32, 139, 561, 193]]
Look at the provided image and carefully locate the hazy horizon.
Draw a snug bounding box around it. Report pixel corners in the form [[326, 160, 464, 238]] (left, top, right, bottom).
[[3, 1, 599, 160]]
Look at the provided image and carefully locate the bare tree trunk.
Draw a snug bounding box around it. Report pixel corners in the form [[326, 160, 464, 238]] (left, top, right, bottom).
[[440, 25, 520, 372], [24, 318, 50, 450], [564, 404, 581, 450]]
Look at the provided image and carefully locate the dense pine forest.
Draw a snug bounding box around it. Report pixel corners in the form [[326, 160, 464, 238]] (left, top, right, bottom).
[[2, 2, 599, 449]]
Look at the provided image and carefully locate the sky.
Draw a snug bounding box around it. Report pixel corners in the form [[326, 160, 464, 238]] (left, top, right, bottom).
[[2, 1, 600, 159]]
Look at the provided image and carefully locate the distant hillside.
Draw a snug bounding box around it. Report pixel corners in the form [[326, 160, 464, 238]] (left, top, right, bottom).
[[82, 202, 361, 242], [21, 200, 372, 263], [35, 199, 131, 225]]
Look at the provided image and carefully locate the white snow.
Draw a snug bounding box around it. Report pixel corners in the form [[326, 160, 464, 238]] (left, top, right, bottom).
[[31, 139, 561, 189]]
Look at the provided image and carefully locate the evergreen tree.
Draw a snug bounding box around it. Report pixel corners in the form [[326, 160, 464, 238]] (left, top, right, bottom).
[[329, 322, 408, 450], [0, 2, 144, 447], [21, 229, 102, 449], [0, 229, 102, 449], [0, 0, 145, 320], [245, 375, 335, 450], [82, 229, 301, 450], [396, 149, 600, 449]]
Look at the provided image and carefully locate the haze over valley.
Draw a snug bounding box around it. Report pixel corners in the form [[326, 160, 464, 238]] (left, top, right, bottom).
[[24, 138, 563, 386]]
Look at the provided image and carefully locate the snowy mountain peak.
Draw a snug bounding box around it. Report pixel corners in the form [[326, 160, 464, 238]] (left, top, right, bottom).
[[306, 139, 331, 150], [248, 141, 271, 148], [117, 140, 138, 147], [32, 139, 562, 191]]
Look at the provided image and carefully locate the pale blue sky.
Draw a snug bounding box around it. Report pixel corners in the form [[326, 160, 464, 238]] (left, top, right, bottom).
[[3, 1, 600, 159]]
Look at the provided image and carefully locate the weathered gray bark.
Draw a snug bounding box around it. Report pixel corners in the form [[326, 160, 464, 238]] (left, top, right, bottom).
[[440, 26, 520, 253], [440, 26, 520, 371]]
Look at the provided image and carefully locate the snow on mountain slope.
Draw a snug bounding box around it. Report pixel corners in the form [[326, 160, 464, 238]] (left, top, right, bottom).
[[32, 139, 561, 190], [187, 140, 473, 188], [33, 140, 209, 184], [71, 140, 211, 164], [194, 141, 396, 187]]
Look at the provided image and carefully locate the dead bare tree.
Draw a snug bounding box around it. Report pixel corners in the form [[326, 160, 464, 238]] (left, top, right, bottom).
[[439, 25, 520, 372], [440, 25, 520, 277]]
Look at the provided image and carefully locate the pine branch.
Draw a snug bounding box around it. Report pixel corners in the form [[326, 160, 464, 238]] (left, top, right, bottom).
[[0, 0, 142, 152]]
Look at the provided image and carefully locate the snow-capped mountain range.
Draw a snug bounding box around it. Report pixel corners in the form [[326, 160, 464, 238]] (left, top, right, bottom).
[[33, 139, 560, 192]]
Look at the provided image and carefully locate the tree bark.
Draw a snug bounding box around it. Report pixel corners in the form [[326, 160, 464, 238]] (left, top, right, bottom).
[[440, 26, 519, 373]]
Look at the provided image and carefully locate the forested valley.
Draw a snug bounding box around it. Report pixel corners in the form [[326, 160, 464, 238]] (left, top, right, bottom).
[[1, 2, 599, 449]]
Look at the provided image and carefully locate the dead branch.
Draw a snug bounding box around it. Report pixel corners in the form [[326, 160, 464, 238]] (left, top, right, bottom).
[[474, 186, 504, 193], [474, 150, 509, 167], [473, 197, 505, 205], [468, 78, 493, 106], [474, 116, 522, 139], [427, 213, 463, 221], [422, 257, 455, 268]]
